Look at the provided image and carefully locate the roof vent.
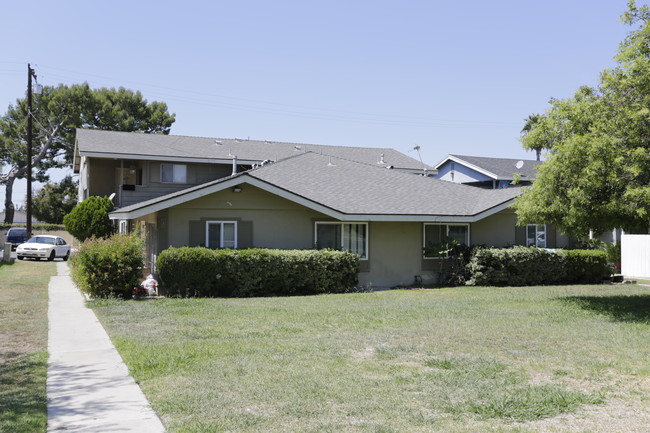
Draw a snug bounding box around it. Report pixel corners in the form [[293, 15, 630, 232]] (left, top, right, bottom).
[[215, 140, 223, 145], [327, 155, 336, 167], [378, 153, 386, 164], [294, 145, 302, 151]]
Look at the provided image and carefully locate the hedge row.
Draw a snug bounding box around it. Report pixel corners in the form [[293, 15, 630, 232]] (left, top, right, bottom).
[[156, 247, 360, 297], [69, 234, 144, 298], [1, 223, 66, 232], [466, 246, 610, 286]]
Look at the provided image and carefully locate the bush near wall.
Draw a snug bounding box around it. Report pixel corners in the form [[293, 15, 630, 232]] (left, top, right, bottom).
[[157, 247, 360, 297], [69, 234, 144, 298], [466, 246, 609, 286]]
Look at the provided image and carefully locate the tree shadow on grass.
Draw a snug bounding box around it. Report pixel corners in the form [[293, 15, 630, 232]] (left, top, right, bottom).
[[562, 294, 650, 324]]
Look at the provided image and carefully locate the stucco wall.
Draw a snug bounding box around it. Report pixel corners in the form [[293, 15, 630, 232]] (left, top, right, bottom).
[[359, 221, 423, 288], [87, 158, 236, 203], [165, 185, 329, 250], [88, 158, 117, 198], [470, 210, 517, 246]]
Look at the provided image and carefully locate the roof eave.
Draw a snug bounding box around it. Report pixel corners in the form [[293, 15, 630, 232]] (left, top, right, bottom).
[[434, 155, 498, 180]]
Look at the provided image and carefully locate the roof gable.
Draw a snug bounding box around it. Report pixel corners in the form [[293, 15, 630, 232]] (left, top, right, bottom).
[[110, 152, 522, 221], [434, 154, 542, 181]]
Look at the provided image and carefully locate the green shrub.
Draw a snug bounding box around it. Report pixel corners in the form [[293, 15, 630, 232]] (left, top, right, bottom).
[[157, 247, 359, 297], [564, 249, 611, 284], [466, 247, 609, 286], [604, 242, 621, 272], [63, 196, 114, 241], [70, 234, 144, 298]]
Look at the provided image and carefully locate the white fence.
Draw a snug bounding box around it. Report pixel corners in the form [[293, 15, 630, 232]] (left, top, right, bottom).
[[621, 234, 650, 278]]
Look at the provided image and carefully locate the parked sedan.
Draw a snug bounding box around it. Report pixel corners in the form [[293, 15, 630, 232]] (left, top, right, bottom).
[[5, 227, 28, 251], [16, 235, 71, 261]]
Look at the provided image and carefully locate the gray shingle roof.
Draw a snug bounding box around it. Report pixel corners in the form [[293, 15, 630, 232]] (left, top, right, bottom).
[[436, 154, 542, 180], [75, 129, 430, 171], [111, 152, 522, 219]]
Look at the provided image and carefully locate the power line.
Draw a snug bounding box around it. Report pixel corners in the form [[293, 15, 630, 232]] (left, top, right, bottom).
[[34, 65, 520, 129]]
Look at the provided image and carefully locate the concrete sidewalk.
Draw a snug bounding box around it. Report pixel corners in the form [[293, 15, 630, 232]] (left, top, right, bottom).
[[47, 262, 165, 432]]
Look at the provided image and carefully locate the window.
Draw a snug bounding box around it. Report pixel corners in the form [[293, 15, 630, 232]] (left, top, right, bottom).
[[161, 163, 187, 183], [315, 222, 368, 259], [206, 221, 237, 249], [526, 224, 546, 248], [423, 224, 469, 258], [119, 220, 129, 234]]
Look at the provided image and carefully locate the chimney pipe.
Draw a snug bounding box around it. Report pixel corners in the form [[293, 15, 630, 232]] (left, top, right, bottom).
[[232, 156, 238, 175]]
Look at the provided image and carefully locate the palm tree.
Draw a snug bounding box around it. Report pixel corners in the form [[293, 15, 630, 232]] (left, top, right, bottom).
[[521, 114, 542, 161]]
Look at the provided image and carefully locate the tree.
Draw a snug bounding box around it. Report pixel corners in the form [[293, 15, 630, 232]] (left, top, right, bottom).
[[0, 84, 175, 223], [32, 175, 78, 224], [520, 114, 543, 161], [515, 1, 650, 236], [63, 196, 114, 241]]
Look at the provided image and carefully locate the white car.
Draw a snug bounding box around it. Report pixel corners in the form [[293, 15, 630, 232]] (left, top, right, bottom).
[[16, 235, 71, 261]]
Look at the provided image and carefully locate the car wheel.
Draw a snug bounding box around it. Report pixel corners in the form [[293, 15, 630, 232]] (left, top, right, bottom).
[[48, 250, 55, 261], [63, 251, 70, 261], [17, 256, 23, 260]]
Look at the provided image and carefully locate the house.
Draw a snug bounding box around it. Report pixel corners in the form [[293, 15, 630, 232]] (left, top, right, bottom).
[[434, 154, 542, 189], [0, 211, 44, 225], [107, 151, 571, 288], [433, 154, 566, 249], [74, 130, 572, 287], [73, 129, 432, 208]]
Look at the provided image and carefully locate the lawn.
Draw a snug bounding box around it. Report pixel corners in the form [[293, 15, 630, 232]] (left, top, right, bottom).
[[0, 261, 56, 433], [91, 284, 650, 433]]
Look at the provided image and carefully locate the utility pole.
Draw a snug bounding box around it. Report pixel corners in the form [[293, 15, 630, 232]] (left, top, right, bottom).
[[26, 64, 36, 238]]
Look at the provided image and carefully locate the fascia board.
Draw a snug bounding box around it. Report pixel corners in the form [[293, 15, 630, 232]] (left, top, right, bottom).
[[469, 199, 515, 221], [72, 140, 81, 173], [109, 175, 517, 223], [435, 155, 499, 180], [109, 176, 346, 220], [80, 151, 262, 166]]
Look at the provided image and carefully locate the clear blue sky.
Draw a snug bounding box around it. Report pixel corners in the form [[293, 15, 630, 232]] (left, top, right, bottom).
[[0, 0, 639, 206]]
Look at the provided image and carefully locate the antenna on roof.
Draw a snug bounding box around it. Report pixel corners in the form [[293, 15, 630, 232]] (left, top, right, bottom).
[[515, 160, 524, 170], [409, 145, 424, 165]]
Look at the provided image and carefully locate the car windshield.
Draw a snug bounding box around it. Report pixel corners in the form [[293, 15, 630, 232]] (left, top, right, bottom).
[[27, 236, 56, 245]]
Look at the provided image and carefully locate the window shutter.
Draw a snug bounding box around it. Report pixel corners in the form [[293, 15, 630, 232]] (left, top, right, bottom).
[[515, 226, 526, 245], [546, 224, 557, 248], [189, 220, 204, 247], [238, 221, 253, 249]]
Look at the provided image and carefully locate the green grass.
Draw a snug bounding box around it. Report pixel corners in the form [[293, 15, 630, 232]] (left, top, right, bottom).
[[90, 284, 650, 432], [0, 261, 56, 433]]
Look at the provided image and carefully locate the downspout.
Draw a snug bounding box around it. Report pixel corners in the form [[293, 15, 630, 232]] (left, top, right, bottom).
[[232, 156, 238, 175], [119, 160, 124, 207]]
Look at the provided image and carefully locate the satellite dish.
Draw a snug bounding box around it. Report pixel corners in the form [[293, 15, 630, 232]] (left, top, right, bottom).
[[515, 160, 524, 170]]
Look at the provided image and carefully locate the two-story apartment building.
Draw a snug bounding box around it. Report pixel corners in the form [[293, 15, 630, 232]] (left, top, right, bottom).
[[74, 130, 571, 287], [73, 129, 432, 208]]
